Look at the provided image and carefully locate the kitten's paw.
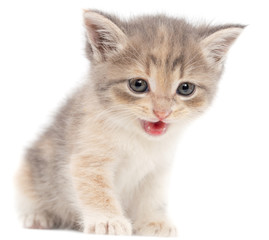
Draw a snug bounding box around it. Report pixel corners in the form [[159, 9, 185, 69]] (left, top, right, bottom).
[[134, 220, 177, 237], [23, 213, 55, 229], [84, 216, 132, 235]]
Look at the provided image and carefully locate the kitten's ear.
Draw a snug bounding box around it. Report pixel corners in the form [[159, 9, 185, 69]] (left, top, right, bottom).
[[200, 25, 245, 65], [83, 10, 128, 62]]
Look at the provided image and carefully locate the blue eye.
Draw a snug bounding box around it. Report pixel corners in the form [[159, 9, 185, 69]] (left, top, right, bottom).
[[129, 79, 148, 93], [177, 82, 195, 96]]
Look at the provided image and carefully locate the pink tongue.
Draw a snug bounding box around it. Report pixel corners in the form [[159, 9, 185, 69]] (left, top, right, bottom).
[[143, 121, 168, 136]]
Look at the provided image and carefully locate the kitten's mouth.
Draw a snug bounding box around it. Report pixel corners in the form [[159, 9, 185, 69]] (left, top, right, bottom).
[[141, 120, 168, 136]]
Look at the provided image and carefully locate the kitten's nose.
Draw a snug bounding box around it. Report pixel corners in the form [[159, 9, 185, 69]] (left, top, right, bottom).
[[153, 110, 171, 120]]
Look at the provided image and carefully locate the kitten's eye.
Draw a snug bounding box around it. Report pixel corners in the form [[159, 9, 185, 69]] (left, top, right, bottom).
[[128, 78, 148, 93], [177, 82, 195, 96]]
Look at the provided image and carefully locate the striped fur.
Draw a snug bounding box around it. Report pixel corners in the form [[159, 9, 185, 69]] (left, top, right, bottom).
[[15, 10, 244, 236]]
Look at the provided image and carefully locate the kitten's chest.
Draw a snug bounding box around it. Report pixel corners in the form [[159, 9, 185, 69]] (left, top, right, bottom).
[[113, 136, 174, 200], [115, 147, 156, 190]]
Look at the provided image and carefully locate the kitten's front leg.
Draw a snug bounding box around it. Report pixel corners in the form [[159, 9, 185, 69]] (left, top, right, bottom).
[[132, 167, 177, 237], [70, 155, 132, 235]]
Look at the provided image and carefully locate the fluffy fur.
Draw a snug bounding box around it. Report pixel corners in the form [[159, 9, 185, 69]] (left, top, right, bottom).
[[15, 10, 244, 237]]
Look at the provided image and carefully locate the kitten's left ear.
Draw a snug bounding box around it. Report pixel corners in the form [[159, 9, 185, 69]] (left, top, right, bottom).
[[83, 10, 128, 62], [200, 25, 245, 65]]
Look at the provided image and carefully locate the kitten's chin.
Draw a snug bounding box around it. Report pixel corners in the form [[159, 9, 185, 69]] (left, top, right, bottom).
[[140, 120, 169, 137]]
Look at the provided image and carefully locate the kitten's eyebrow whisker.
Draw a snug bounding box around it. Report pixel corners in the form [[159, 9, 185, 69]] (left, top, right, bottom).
[[128, 43, 146, 64], [183, 51, 203, 68], [185, 63, 206, 73]]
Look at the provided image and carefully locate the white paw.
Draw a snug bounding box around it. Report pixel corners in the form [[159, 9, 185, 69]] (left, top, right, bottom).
[[23, 213, 55, 229], [134, 220, 177, 237], [84, 216, 132, 235]]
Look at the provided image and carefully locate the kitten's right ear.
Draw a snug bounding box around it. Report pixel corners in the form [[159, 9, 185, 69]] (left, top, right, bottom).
[[83, 10, 128, 62]]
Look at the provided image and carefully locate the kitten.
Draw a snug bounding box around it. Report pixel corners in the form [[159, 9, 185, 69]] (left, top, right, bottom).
[[15, 10, 244, 237]]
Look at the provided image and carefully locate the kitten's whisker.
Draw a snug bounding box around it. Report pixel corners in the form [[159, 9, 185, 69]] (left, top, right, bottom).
[[183, 51, 203, 67]]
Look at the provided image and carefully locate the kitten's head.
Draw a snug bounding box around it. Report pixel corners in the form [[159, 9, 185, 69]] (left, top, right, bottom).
[[84, 10, 244, 139]]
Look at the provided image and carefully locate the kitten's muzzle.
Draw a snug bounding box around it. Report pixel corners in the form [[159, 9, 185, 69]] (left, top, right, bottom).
[[153, 110, 172, 121]]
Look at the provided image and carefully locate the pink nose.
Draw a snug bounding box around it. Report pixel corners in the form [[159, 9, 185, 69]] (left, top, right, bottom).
[[153, 110, 171, 120]]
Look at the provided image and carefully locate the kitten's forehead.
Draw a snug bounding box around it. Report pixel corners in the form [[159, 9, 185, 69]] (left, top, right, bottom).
[[146, 53, 181, 94], [123, 18, 206, 94]]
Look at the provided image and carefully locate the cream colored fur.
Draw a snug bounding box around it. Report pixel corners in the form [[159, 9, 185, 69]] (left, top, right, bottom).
[[15, 10, 244, 237]]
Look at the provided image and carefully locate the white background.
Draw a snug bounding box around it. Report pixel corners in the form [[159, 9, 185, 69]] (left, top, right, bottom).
[[0, 0, 268, 240]]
